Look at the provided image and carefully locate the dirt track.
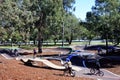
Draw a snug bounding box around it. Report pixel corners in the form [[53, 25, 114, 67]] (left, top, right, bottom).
[[0, 47, 120, 80], [0, 48, 93, 80]]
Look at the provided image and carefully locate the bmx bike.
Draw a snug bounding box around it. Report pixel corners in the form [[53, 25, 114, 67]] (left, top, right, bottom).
[[63, 66, 75, 77], [90, 68, 104, 76]]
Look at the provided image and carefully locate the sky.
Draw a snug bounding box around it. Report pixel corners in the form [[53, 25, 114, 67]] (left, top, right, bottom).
[[73, 0, 95, 21]]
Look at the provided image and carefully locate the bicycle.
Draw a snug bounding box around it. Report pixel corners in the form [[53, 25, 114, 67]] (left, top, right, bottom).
[[63, 62, 75, 77], [63, 67, 75, 77], [90, 68, 104, 76]]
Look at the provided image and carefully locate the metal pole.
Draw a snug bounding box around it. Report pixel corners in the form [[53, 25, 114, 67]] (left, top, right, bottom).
[[62, 0, 64, 47], [62, 20, 64, 47]]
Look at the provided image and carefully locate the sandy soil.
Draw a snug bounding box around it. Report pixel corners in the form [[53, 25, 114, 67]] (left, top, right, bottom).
[[105, 65, 120, 75]]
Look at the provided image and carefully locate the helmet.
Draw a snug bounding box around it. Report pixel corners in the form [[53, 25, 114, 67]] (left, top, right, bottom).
[[66, 58, 70, 62]]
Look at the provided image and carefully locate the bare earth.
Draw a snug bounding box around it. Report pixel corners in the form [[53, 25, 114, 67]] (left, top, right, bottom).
[[105, 65, 120, 75], [0, 48, 94, 80]]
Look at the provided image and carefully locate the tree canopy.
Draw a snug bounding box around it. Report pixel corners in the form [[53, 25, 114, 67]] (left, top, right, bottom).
[[0, 0, 82, 52], [85, 0, 120, 53]]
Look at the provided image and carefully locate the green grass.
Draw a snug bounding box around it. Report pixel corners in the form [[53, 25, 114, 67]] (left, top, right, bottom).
[[0, 41, 116, 50], [71, 41, 113, 45], [0, 46, 19, 49]]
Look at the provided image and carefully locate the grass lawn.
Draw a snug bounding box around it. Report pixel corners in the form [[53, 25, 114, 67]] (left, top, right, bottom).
[[0, 40, 116, 50], [0, 46, 19, 49], [71, 41, 113, 46]]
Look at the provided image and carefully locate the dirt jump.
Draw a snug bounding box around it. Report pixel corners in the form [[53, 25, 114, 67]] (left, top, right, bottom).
[[18, 57, 81, 71]]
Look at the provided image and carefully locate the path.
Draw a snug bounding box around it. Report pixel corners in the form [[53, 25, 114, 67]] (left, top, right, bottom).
[[75, 67, 120, 80], [72, 45, 120, 80], [1, 53, 14, 59]]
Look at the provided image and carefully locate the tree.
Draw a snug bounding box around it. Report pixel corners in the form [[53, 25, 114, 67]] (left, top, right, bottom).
[[34, 0, 76, 48], [80, 21, 96, 45], [0, 0, 17, 43], [0, 0, 35, 45], [86, 0, 120, 54], [0, 0, 76, 52], [64, 14, 79, 44]]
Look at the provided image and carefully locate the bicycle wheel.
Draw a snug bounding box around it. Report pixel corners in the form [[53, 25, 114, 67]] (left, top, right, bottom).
[[70, 71, 75, 77], [63, 69, 69, 76], [90, 68, 96, 74], [96, 71, 104, 76]]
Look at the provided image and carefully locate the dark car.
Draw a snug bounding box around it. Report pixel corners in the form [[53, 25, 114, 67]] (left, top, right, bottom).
[[0, 48, 11, 53], [84, 45, 120, 54]]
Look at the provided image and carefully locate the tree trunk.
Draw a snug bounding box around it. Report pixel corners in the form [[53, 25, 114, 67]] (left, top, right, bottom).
[[88, 40, 91, 45], [38, 27, 43, 53], [54, 38, 57, 45], [114, 38, 120, 46], [68, 39, 72, 45], [33, 39, 36, 45], [106, 33, 109, 54], [68, 30, 73, 45], [36, 12, 46, 53], [38, 39, 42, 53]]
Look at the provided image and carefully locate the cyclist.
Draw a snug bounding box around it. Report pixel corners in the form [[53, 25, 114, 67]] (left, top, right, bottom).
[[95, 59, 104, 76], [90, 59, 104, 76], [95, 59, 101, 71], [63, 58, 72, 76], [97, 47, 102, 54]]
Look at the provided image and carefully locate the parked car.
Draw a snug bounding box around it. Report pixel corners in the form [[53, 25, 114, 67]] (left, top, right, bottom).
[[84, 45, 120, 54]]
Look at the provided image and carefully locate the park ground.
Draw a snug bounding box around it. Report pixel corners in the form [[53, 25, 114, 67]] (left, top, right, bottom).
[[0, 46, 120, 80]]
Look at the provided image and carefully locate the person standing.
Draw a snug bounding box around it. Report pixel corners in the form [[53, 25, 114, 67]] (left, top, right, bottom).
[[97, 47, 102, 54], [33, 48, 37, 58], [14, 49, 18, 56]]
